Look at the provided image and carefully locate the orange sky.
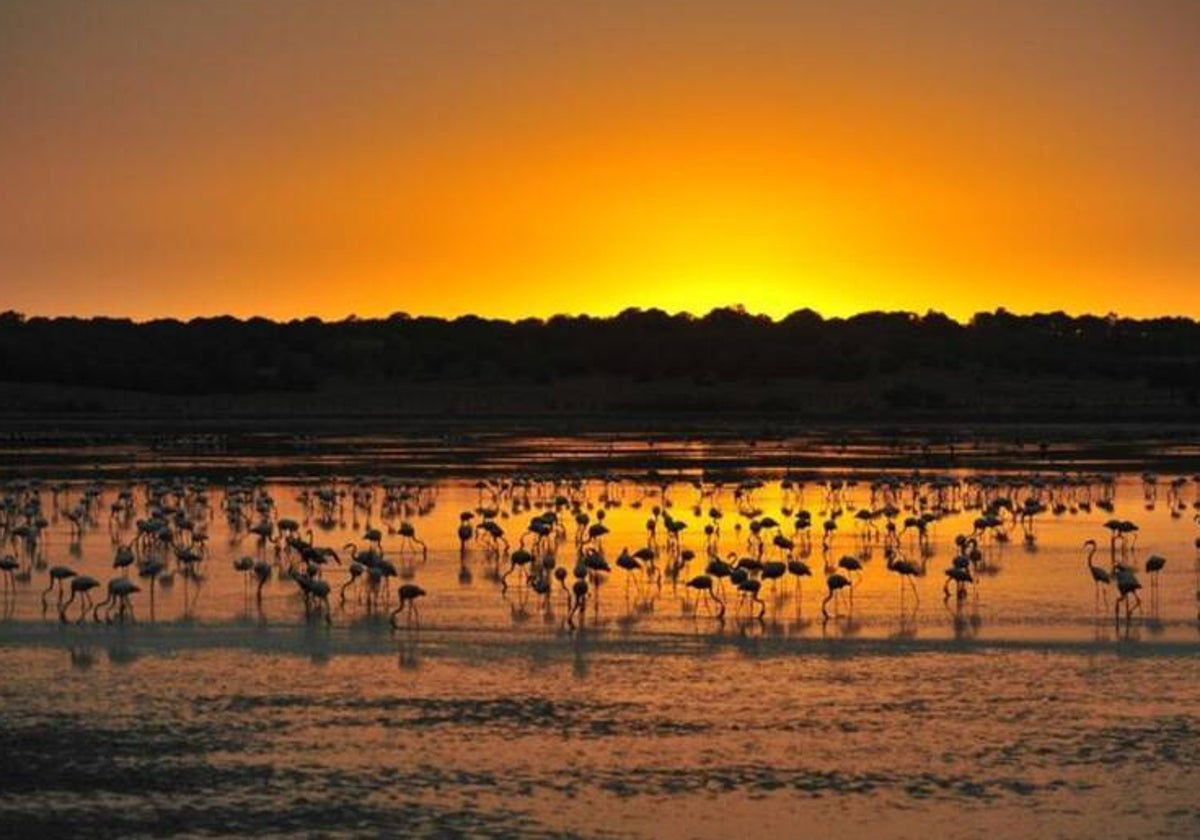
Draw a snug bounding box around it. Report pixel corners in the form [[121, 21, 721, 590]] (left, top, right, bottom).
[[1, 0, 1198, 321]]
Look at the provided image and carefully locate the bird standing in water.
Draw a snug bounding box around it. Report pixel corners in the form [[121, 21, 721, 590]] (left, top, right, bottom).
[[822, 573, 852, 620], [390, 583, 426, 628]]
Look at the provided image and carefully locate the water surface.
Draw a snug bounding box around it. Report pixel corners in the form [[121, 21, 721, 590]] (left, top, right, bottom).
[[1, 441, 1198, 838]]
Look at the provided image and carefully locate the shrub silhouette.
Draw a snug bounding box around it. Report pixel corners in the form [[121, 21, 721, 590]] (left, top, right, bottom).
[[0, 307, 1195, 399]]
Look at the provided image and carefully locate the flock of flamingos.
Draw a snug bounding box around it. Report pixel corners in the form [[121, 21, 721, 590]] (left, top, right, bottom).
[[1, 469, 1198, 637]]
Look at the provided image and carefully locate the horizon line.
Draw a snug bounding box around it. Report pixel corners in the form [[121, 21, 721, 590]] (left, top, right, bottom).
[[1, 304, 1194, 328]]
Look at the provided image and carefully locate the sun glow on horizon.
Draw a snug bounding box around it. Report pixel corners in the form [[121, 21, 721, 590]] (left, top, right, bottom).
[[1, 1, 1198, 322]]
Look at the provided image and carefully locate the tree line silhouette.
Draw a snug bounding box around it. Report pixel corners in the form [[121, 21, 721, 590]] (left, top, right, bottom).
[[0, 307, 1197, 404]]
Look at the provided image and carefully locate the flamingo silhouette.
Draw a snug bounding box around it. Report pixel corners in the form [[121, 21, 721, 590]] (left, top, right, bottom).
[[1083, 539, 1111, 607], [59, 575, 99, 624], [1114, 566, 1143, 622], [686, 574, 725, 620], [886, 548, 920, 609], [821, 573, 852, 619], [42, 565, 76, 612], [93, 577, 140, 624], [390, 583, 426, 628]]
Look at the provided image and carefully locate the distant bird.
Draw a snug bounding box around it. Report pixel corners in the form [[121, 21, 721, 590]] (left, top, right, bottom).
[[737, 577, 766, 619], [390, 583, 426, 628], [113, 544, 136, 575], [456, 519, 474, 552], [300, 577, 332, 625], [886, 549, 920, 607], [1145, 554, 1167, 578], [59, 575, 99, 624], [1114, 567, 1142, 621], [943, 566, 973, 602], [94, 577, 140, 623], [137, 558, 165, 619], [42, 565, 77, 611], [837, 555, 863, 581], [822, 573, 852, 619], [686, 574, 725, 620], [233, 556, 255, 597], [761, 560, 787, 592], [568, 579, 590, 629], [0, 555, 19, 592], [341, 562, 365, 605], [1083, 539, 1111, 606], [782, 560, 813, 616], [253, 559, 273, 607]]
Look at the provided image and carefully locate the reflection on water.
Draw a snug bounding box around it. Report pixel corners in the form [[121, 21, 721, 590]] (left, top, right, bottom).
[[1, 637, 1197, 839], [0, 467, 1197, 643], [1, 446, 1199, 838]]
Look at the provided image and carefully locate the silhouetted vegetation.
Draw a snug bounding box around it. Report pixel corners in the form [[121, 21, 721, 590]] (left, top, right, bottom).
[[0, 307, 1197, 413], [0, 307, 1195, 390]]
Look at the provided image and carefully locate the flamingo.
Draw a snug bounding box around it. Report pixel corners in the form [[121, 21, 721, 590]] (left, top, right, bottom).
[[341, 562, 365, 605], [737, 577, 766, 619], [233, 556, 256, 599], [821, 573, 852, 619], [686, 574, 725, 620], [1114, 520, 1139, 553], [396, 522, 427, 560], [113, 544, 136, 575], [1114, 566, 1142, 621], [253, 559, 273, 607], [553, 566, 571, 610], [390, 583, 426, 627], [1083, 539, 1111, 606], [836, 555, 864, 587], [1145, 554, 1166, 580], [760, 560, 786, 597], [616, 549, 643, 597], [821, 519, 837, 552], [1145, 554, 1167, 604], [501, 549, 534, 592], [786, 559, 812, 597], [363, 527, 384, 553], [305, 577, 333, 625], [456, 516, 474, 553], [137, 558, 165, 620], [59, 575, 100, 624], [886, 548, 920, 608], [0, 555, 18, 592], [943, 566, 973, 602], [567, 579, 590, 629], [42, 565, 76, 611], [93, 577, 140, 623]]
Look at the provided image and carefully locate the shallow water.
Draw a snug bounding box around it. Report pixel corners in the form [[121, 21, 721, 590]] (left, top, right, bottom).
[[1, 640, 1198, 839], [1, 455, 1199, 837], [2, 474, 1197, 640]]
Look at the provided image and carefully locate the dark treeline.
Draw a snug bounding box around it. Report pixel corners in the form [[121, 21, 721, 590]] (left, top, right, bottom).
[[0, 307, 1198, 400]]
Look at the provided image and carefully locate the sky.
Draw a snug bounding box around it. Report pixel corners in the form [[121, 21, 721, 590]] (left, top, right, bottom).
[[1, 0, 1198, 322]]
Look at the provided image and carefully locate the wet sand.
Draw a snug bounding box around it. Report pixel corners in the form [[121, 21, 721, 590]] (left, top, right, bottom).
[[1, 639, 1197, 839]]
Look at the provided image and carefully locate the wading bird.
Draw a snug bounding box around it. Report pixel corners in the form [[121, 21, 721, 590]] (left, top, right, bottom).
[[390, 583, 426, 628], [821, 573, 852, 619]]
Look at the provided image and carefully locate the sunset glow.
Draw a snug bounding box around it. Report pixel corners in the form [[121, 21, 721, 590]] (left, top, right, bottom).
[[6, 7, 1200, 840], [2, 0, 1197, 321]]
